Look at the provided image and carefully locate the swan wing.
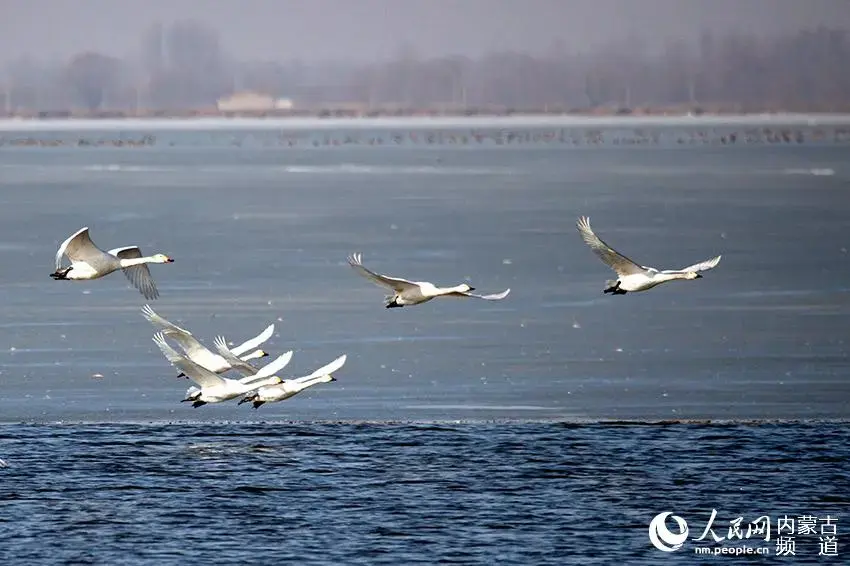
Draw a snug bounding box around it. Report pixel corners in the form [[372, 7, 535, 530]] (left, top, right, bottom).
[[295, 354, 347, 382], [213, 335, 261, 377], [161, 330, 212, 361], [444, 288, 511, 301], [347, 253, 418, 292], [56, 227, 109, 268], [152, 333, 225, 388], [110, 246, 159, 300], [241, 356, 293, 386], [673, 255, 722, 274], [141, 305, 193, 337], [244, 350, 294, 382], [141, 305, 210, 360], [229, 323, 275, 357], [576, 216, 646, 277]]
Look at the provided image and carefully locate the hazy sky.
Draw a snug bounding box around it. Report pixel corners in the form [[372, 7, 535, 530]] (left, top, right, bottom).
[[2, 0, 850, 63]]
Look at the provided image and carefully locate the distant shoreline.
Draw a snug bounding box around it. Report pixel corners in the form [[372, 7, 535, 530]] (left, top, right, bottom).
[[3, 112, 850, 132]]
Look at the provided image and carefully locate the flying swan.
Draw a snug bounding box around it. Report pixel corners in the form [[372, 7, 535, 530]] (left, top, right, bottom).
[[347, 253, 510, 308], [576, 216, 721, 294], [239, 354, 346, 408], [152, 332, 284, 408], [141, 305, 272, 377], [182, 336, 294, 404], [51, 227, 174, 300]]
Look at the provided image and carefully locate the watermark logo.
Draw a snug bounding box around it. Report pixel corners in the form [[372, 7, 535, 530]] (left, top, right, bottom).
[[648, 510, 840, 557], [648, 512, 689, 552]]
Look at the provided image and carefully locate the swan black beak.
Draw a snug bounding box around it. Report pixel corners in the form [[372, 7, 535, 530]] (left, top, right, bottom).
[[468, 287, 476, 291], [329, 375, 337, 382], [695, 274, 703, 279], [166, 258, 175, 263]]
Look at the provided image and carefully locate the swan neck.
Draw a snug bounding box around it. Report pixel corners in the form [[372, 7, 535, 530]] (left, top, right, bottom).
[[118, 256, 155, 268], [656, 272, 688, 282], [437, 285, 467, 295]]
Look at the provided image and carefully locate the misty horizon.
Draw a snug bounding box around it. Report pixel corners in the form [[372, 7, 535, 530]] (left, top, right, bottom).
[[3, 0, 850, 65]]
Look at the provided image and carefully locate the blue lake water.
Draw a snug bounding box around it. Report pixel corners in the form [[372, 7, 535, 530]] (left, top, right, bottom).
[[0, 116, 848, 563]]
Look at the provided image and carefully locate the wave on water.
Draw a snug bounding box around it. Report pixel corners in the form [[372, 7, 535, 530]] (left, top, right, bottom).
[[279, 164, 512, 176], [82, 164, 176, 173], [782, 168, 835, 176], [404, 404, 562, 411], [61, 163, 511, 176]]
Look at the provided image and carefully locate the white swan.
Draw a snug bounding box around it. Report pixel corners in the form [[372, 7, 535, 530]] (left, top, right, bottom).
[[141, 305, 272, 378], [348, 253, 510, 308], [239, 354, 346, 408], [52, 227, 173, 300], [576, 216, 721, 294], [183, 338, 294, 403], [152, 333, 284, 408]]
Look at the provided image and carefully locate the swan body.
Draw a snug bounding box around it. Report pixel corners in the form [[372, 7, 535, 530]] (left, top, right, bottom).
[[152, 333, 283, 407], [576, 216, 721, 294], [239, 354, 346, 408], [52, 227, 173, 300], [347, 253, 510, 308], [141, 305, 272, 377]]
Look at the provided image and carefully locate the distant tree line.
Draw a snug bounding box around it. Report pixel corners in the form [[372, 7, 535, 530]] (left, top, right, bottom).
[[2, 22, 849, 114]]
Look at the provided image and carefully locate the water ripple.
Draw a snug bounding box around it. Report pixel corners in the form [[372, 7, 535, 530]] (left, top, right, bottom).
[[0, 421, 846, 565]]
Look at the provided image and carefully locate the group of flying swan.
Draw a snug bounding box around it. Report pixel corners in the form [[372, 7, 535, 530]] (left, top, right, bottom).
[[142, 304, 345, 408], [49, 218, 720, 410]]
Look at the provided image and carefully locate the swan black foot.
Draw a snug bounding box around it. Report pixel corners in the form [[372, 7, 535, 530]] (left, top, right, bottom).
[[385, 302, 403, 309], [253, 401, 265, 409], [176, 372, 187, 379], [603, 281, 627, 295], [50, 267, 72, 280], [192, 400, 207, 408]]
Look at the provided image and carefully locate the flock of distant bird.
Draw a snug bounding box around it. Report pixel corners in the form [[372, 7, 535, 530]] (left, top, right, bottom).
[[50, 217, 721, 409]]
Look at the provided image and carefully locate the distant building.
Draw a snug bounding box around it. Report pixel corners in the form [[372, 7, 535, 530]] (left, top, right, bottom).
[[216, 92, 295, 113], [217, 91, 275, 112], [274, 98, 294, 110]]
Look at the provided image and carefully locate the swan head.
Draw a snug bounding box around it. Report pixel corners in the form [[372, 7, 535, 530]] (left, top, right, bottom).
[[152, 254, 174, 263], [244, 349, 269, 361], [458, 283, 475, 292], [316, 374, 337, 384], [686, 272, 702, 280]]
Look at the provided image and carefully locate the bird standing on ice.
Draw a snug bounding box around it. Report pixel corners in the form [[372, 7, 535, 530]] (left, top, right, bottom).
[[347, 253, 510, 308], [576, 216, 721, 295], [51, 227, 174, 300]]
